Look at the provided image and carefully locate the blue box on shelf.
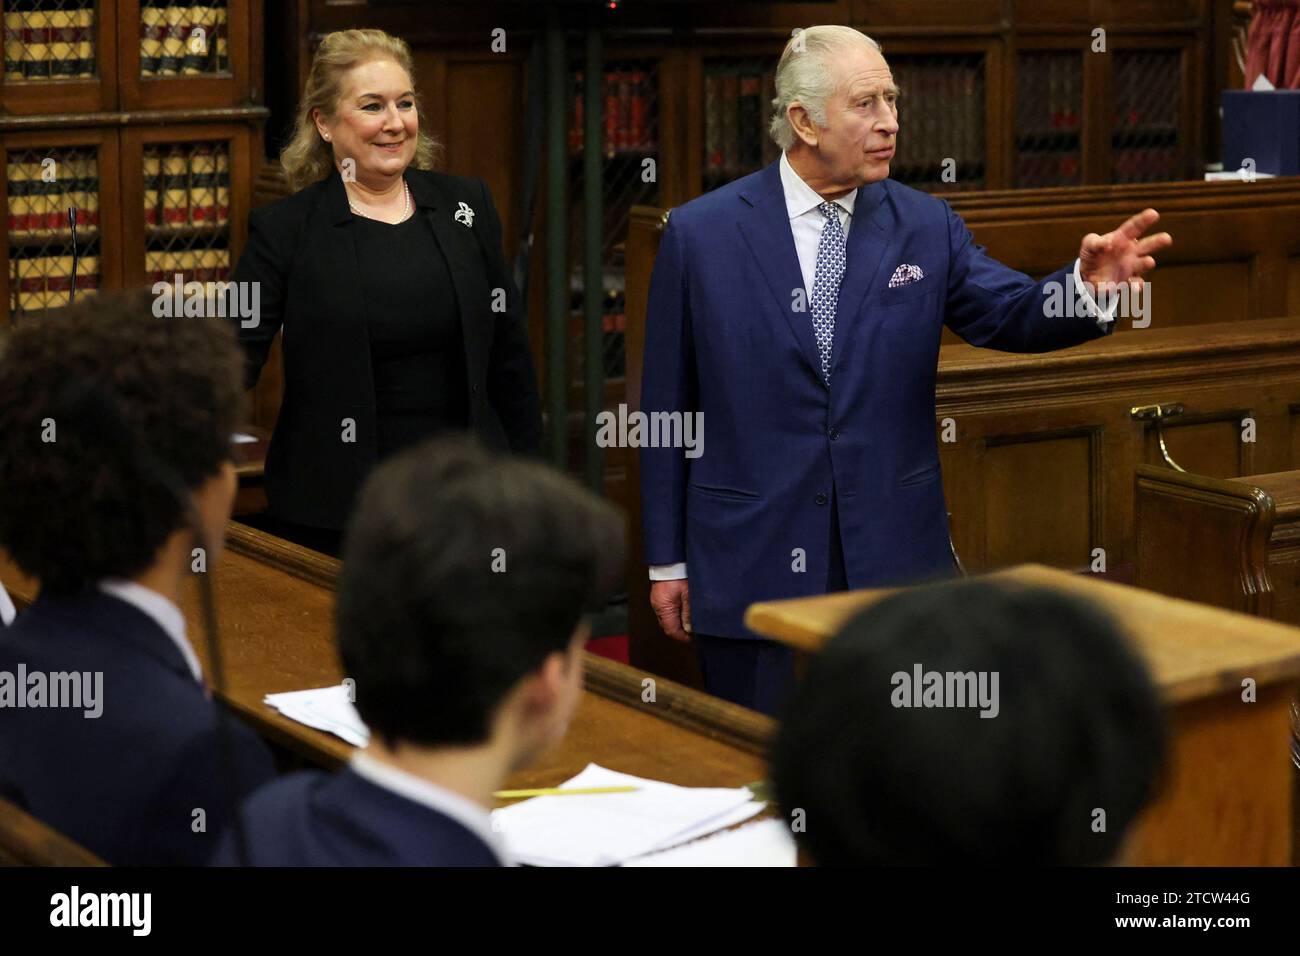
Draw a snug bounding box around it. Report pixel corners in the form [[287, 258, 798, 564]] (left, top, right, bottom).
[[1222, 90, 1300, 176]]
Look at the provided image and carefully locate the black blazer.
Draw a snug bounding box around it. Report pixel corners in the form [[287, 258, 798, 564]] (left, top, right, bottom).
[[0, 590, 276, 865], [231, 168, 543, 529]]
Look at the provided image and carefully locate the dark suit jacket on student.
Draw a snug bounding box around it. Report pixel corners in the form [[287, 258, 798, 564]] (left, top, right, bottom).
[[0, 590, 276, 866], [210, 768, 502, 866], [230, 168, 543, 530]]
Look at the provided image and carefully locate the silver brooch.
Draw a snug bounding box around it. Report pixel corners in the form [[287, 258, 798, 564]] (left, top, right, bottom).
[[454, 202, 475, 227]]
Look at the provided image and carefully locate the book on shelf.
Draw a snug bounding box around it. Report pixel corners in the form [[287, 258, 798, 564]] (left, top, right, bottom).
[[3, 2, 96, 81], [145, 144, 230, 230], [6, 152, 100, 237], [10, 252, 99, 313], [139, 2, 228, 77], [569, 68, 657, 156], [703, 63, 779, 186], [145, 247, 231, 286]]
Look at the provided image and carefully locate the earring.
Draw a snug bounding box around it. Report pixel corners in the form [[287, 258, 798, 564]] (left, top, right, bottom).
[[324, 134, 331, 141]]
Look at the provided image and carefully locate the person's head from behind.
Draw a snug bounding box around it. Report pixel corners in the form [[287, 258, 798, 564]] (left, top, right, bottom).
[[771, 580, 1167, 865], [336, 438, 625, 772], [0, 290, 246, 596]]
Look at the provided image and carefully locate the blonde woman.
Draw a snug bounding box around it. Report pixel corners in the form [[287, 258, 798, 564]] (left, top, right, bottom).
[[231, 29, 541, 555]]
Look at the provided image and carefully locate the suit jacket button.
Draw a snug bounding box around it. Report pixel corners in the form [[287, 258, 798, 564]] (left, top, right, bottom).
[[815, 493, 828, 505]]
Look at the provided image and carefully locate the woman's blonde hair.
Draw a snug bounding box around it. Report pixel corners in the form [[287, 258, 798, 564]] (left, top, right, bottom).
[[279, 29, 443, 192]]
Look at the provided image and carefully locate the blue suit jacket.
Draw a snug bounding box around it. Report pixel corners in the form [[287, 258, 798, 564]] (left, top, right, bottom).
[[210, 768, 502, 866], [0, 590, 276, 865], [640, 161, 1113, 639]]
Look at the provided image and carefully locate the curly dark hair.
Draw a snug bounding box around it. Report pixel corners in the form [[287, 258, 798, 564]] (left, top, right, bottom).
[[0, 290, 246, 594]]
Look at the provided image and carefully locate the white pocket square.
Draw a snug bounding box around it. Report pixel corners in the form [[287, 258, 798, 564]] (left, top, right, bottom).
[[887, 263, 925, 288]]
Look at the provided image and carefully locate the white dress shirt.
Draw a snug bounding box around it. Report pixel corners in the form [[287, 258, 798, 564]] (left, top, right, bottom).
[[0, 580, 15, 626], [648, 152, 1114, 583], [98, 578, 203, 684], [350, 752, 512, 865]]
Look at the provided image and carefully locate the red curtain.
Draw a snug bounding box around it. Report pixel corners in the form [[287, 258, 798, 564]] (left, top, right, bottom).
[[1245, 0, 1300, 89]]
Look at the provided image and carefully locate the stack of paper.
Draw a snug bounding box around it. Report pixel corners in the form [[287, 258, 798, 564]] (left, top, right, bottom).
[[491, 764, 762, 866], [623, 819, 797, 867], [264, 685, 369, 747]]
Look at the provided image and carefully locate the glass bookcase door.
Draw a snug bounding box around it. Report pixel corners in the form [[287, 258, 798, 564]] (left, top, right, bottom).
[[568, 58, 662, 390], [3, 134, 120, 322], [1, 0, 116, 113], [137, 0, 227, 77], [1014, 50, 1083, 188], [1110, 48, 1185, 184], [700, 56, 780, 195], [119, 126, 249, 290], [142, 139, 231, 290], [117, 0, 248, 108], [890, 53, 988, 193]]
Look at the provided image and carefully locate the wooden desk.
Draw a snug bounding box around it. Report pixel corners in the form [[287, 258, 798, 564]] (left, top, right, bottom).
[[745, 563, 1300, 866], [0, 524, 770, 800]]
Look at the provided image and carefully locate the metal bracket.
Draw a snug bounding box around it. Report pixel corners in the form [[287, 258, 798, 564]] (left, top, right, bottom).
[[1130, 403, 1187, 472]]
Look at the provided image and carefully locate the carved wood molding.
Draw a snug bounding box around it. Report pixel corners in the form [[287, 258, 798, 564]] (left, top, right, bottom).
[[1134, 462, 1276, 616], [937, 318, 1300, 410], [0, 106, 270, 132]]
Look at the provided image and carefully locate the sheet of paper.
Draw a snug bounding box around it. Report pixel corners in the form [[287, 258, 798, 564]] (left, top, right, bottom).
[[654, 798, 766, 849], [491, 764, 757, 867], [623, 819, 797, 867], [264, 685, 369, 747]]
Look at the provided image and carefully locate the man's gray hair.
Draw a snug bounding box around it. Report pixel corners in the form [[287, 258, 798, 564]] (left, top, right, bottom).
[[769, 26, 883, 151]]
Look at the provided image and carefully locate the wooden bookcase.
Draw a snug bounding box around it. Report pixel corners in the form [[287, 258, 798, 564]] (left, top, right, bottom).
[[2, 0, 265, 324]]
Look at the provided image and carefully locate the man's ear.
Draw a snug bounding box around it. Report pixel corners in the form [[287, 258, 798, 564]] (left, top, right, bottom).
[[788, 103, 819, 147]]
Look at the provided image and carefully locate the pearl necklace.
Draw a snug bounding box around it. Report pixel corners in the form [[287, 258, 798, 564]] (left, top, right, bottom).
[[348, 180, 411, 223]]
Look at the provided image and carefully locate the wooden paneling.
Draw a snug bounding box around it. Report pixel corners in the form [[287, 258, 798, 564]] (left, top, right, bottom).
[[851, 0, 1005, 32], [939, 319, 1300, 575], [440, 57, 528, 245], [982, 432, 1096, 568], [1149, 259, 1251, 327], [1287, 255, 1300, 316], [949, 178, 1300, 334], [1145, 415, 1248, 477]]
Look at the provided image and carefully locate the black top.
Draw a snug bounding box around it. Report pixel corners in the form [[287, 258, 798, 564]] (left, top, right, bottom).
[[351, 210, 470, 457]]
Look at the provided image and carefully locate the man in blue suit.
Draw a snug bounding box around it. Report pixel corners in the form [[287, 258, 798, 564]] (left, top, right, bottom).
[[213, 439, 624, 866], [0, 291, 276, 865], [640, 26, 1173, 715]]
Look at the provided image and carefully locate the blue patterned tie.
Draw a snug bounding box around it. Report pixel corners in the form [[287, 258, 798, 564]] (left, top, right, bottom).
[[810, 200, 846, 384]]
